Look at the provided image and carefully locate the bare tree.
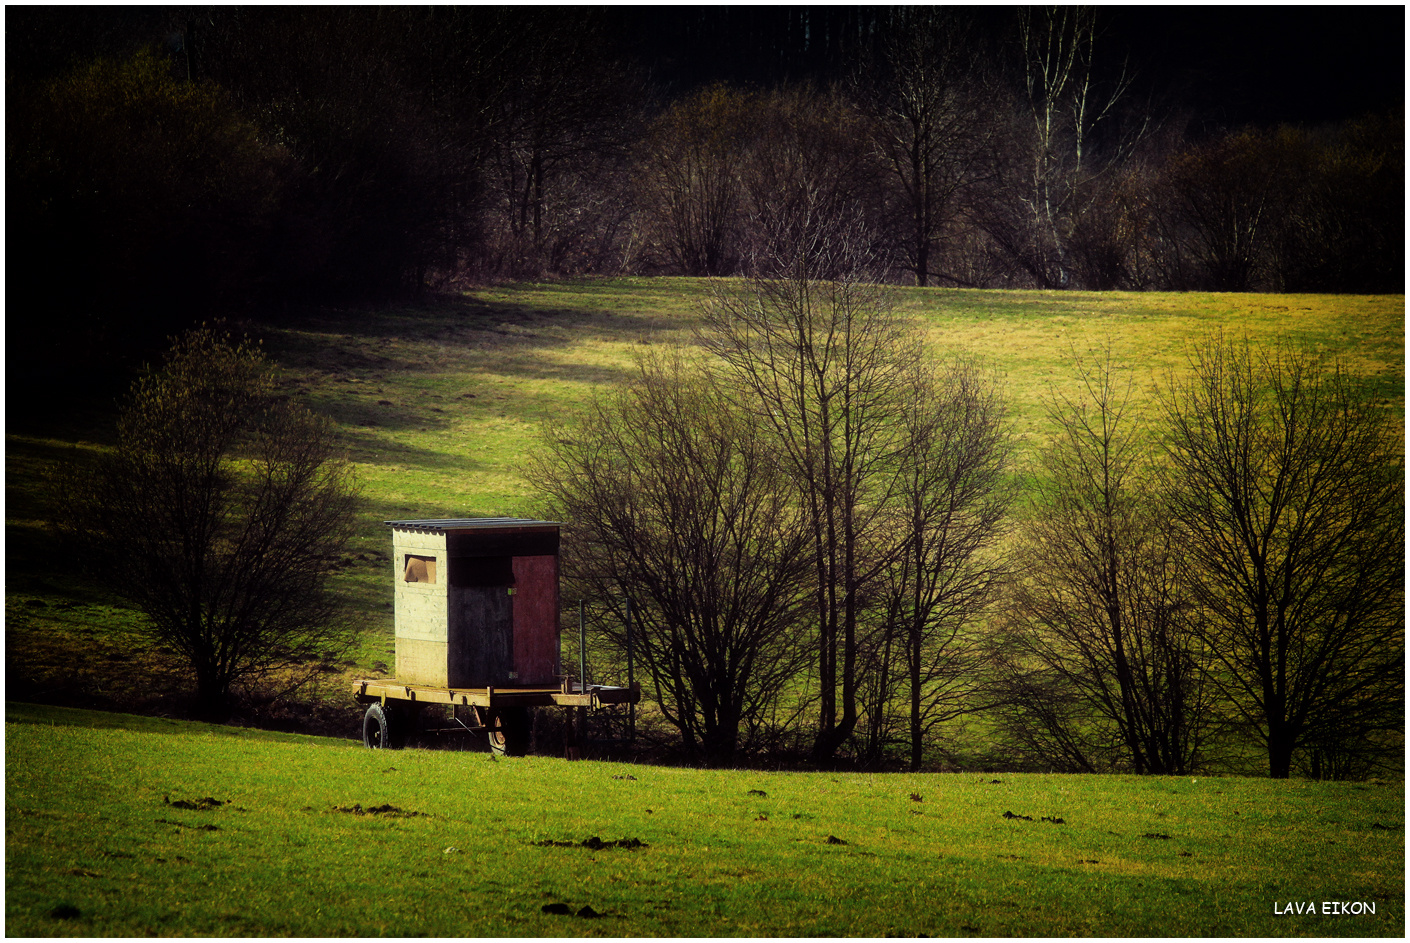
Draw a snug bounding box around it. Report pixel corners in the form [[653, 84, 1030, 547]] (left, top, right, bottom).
[[881, 356, 1014, 770], [1160, 335, 1404, 779], [740, 84, 883, 276], [57, 328, 359, 717], [638, 84, 757, 276], [481, 9, 642, 277], [701, 198, 921, 764], [533, 353, 815, 763], [995, 348, 1212, 773], [984, 656, 1100, 772], [1066, 160, 1158, 290], [978, 7, 1143, 289], [859, 7, 993, 287], [1162, 130, 1285, 292], [1272, 112, 1404, 294]]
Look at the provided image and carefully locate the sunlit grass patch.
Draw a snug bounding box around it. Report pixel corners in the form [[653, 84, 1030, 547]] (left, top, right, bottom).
[[904, 287, 1404, 455]]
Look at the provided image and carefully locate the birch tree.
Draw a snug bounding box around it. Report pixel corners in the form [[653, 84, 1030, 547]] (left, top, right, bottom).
[[984, 6, 1141, 288]]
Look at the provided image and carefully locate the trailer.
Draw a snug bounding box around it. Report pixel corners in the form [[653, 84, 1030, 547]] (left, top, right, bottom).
[[351, 518, 639, 755]]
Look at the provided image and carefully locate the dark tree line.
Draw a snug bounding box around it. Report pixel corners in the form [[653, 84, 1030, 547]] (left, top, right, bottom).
[[8, 6, 645, 357], [7, 7, 1401, 367]]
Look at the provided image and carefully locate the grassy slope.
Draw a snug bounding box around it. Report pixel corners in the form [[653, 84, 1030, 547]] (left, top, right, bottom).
[[4, 280, 1403, 723], [6, 703, 1403, 937]]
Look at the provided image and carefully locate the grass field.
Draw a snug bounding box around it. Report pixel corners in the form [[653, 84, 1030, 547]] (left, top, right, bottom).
[[4, 281, 1405, 935], [4, 278, 1403, 732], [5, 702, 1403, 937]]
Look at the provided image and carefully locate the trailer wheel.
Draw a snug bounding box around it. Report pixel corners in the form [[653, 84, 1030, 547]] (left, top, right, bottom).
[[483, 706, 530, 757], [362, 702, 404, 749]]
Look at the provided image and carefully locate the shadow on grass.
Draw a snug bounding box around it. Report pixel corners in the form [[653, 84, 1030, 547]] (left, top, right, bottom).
[[300, 378, 601, 442], [260, 285, 698, 372], [11, 282, 691, 467], [4, 701, 353, 746], [332, 421, 502, 470], [6, 435, 81, 531], [253, 291, 687, 440], [5, 345, 142, 442]]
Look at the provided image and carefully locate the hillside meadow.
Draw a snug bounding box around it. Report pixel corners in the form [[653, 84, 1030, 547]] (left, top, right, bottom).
[[4, 279, 1403, 731], [259, 280, 1406, 524], [5, 702, 1404, 937]]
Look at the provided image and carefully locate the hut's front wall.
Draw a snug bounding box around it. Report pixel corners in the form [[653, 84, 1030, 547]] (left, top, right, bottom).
[[392, 529, 451, 687], [389, 523, 561, 689]]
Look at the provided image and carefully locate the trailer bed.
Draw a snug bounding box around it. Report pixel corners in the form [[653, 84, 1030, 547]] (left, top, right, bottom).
[[353, 678, 640, 709]]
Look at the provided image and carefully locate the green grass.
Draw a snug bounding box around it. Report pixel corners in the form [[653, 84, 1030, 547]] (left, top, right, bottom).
[[6, 703, 1403, 937]]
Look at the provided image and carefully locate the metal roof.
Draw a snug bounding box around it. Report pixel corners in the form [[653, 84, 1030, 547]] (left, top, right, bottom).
[[384, 517, 559, 532]]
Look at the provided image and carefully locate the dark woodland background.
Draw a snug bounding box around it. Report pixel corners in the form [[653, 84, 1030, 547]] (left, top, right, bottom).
[[7, 6, 1404, 368]]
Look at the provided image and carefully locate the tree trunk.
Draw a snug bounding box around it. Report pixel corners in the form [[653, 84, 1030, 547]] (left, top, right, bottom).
[[531, 146, 545, 252], [1267, 722, 1296, 779], [194, 666, 231, 720], [909, 615, 923, 772], [909, 531, 924, 772], [812, 536, 837, 760]]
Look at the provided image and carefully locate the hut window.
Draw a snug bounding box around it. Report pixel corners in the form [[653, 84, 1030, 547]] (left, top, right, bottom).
[[404, 554, 437, 583]]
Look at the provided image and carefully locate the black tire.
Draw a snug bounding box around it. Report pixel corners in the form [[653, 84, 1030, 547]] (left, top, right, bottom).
[[482, 706, 531, 757], [362, 702, 404, 749]]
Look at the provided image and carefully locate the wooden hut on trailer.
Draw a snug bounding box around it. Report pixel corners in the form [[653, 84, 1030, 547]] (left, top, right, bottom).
[[355, 517, 636, 755], [386, 518, 561, 689]]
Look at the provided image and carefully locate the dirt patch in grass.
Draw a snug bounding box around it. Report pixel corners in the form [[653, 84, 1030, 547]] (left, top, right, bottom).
[[534, 836, 647, 850], [155, 819, 219, 831], [332, 803, 427, 818], [164, 796, 229, 811]]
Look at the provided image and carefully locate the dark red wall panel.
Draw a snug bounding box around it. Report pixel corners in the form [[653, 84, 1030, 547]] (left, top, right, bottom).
[[511, 554, 559, 685]]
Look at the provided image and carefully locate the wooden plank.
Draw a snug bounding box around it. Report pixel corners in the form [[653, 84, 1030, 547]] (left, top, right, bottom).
[[350, 679, 570, 708], [352, 679, 638, 711], [395, 637, 449, 688], [448, 585, 513, 685]]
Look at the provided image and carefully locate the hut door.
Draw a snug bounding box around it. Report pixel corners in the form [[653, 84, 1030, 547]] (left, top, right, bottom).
[[450, 586, 514, 686]]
